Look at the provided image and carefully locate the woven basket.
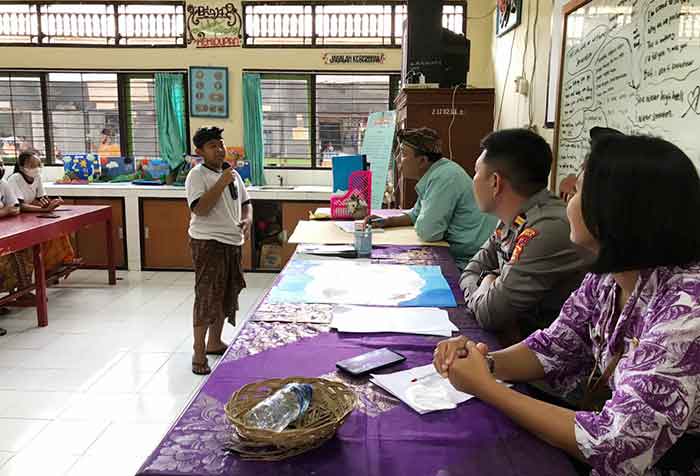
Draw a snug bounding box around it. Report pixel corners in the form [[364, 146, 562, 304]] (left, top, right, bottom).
[[225, 377, 356, 461]]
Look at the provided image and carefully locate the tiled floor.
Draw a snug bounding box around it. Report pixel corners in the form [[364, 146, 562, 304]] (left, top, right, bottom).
[[0, 270, 277, 476]]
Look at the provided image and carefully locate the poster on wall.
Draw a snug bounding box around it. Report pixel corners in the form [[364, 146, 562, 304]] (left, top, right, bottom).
[[186, 2, 243, 48], [496, 0, 523, 37], [360, 110, 397, 210], [189, 66, 229, 118]]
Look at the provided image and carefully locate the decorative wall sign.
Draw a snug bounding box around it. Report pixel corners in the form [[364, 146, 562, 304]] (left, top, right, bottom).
[[189, 66, 229, 118], [322, 53, 386, 65], [496, 0, 522, 37], [186, 2, 243, 48]]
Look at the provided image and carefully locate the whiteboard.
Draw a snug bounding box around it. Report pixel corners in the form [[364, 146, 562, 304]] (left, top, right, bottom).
[[554, 0, 700, 191]]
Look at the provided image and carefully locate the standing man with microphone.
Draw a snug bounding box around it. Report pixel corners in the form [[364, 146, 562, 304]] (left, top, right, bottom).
[[186, 126, 252, 375]]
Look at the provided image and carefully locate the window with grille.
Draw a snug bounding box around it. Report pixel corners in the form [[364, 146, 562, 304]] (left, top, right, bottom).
[[0, 74, 46, 163], [316, 75, 390, 167], [0, 70, 186, 164], [46, 72, 121, 162], [261, 76, 312, 168], [0, 2, 185, 47], [243, 1, 465, 47], [126, 77, 160, 158], [260, 73, 398, 168]]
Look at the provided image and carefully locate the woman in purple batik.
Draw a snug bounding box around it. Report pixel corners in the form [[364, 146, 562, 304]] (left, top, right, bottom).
[[434, 131, 700, 476]]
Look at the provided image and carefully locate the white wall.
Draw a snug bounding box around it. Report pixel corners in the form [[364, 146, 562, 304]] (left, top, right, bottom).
[[491, 0, 555, 144]]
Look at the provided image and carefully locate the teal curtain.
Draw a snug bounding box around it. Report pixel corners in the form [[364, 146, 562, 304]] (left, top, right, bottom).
[[155, 73, 187, 170], [242, 73, 266, 185]]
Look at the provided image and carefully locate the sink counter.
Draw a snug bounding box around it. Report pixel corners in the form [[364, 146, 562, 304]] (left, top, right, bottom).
[[43, 182, 333, 271], [45, 182, 333, 201]]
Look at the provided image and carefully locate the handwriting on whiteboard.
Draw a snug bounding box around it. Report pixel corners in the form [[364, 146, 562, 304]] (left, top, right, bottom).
[[556, 0, 700, 191]]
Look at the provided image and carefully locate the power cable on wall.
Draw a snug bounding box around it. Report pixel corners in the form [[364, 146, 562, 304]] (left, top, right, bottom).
[[448, 83, 460, 161], [528, 0, 541, 129]]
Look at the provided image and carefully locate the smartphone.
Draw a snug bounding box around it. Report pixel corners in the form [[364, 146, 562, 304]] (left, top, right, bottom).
[[336, 348, 406, 376]]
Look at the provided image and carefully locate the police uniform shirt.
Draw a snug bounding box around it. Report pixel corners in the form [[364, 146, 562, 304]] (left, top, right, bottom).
[[459, 188, 590, 335]]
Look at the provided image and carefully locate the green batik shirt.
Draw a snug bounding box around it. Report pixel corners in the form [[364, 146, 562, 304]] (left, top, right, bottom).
[[407, 158, 497, 270]]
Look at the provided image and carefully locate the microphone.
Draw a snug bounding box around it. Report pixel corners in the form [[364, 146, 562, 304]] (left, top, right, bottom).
[[221, 162, 238, 200]]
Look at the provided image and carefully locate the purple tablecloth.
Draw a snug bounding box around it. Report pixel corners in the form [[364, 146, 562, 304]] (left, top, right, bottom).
[[136, 246, 577, 476]]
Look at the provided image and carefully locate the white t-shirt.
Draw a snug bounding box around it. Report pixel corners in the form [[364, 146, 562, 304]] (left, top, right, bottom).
[[0, 179, 18, 208], [7, 173, 45, 204], [185, 164, 250, 246]]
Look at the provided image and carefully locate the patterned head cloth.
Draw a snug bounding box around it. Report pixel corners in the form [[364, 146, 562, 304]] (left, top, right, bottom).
[[193, 126, 224, 149], [398, 127, 443, 159]]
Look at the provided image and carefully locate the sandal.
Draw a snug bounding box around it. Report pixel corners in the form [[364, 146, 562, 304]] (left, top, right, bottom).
[[206, 345, 228, 356], [192, 358, 211, 375]]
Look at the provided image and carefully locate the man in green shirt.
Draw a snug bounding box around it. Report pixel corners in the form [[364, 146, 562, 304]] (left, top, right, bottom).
[[367, 127, 496, 270]]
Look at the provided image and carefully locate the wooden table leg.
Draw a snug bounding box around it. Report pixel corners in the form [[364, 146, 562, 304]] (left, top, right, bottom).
[[105, 218, 116, 285], [33, 244, 48, 327]]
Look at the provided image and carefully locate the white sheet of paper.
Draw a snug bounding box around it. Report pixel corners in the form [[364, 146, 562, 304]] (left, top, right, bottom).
[[298, 244, 356, 254], [370, 364, 474, 414], [331, 305, 457, 336], [335, 222, 356, 233], [289, 221, 447, 247], [334, 221, 384, 233]]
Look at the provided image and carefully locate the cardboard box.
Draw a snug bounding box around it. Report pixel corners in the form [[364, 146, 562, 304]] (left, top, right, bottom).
[[260, 244, 283, 269]]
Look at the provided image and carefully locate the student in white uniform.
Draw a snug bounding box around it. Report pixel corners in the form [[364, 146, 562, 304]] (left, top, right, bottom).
[[7, 151, 62, 212], [0, 158, 19, 218], [7, 151, 77, 272], [0, 157, 25, 334], [186, 127, 252, 375]]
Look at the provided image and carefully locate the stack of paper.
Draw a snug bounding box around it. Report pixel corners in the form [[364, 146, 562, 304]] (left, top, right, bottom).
[[370, 364, 475, 414], [331, 306, 458, 337]]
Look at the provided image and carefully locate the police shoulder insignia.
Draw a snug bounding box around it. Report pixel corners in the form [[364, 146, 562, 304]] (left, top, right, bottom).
[[510, 228, 539, 263]]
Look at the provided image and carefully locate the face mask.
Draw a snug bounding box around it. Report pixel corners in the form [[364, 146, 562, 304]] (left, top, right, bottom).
[[23, 167, 41, 179]]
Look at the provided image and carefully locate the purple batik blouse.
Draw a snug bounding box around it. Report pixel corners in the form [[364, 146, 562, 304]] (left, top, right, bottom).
[[525, 265, 700, 476]]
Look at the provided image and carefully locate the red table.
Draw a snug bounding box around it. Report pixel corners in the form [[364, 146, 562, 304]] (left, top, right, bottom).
[[0, 205, 116, 327]]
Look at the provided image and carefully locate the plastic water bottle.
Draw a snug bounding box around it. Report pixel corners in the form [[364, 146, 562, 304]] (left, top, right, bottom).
[[243, 383, 313, 432]]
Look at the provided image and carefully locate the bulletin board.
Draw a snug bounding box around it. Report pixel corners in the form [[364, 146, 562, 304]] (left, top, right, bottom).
[[553, 0, 700, 192]]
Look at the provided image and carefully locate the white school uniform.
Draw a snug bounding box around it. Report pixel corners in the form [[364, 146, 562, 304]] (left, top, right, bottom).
[[7, 172, 46, 204], [185, 164, 250, 246], [0, 179, 19, 208]]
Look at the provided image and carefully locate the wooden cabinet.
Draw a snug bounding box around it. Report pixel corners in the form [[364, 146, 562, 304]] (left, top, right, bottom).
[[394, 88, 495, 208], [281, 201, 327, 266], [140, 198, 254, 271], [141, 198, 193, 270], [68, 197, 126, 269]]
